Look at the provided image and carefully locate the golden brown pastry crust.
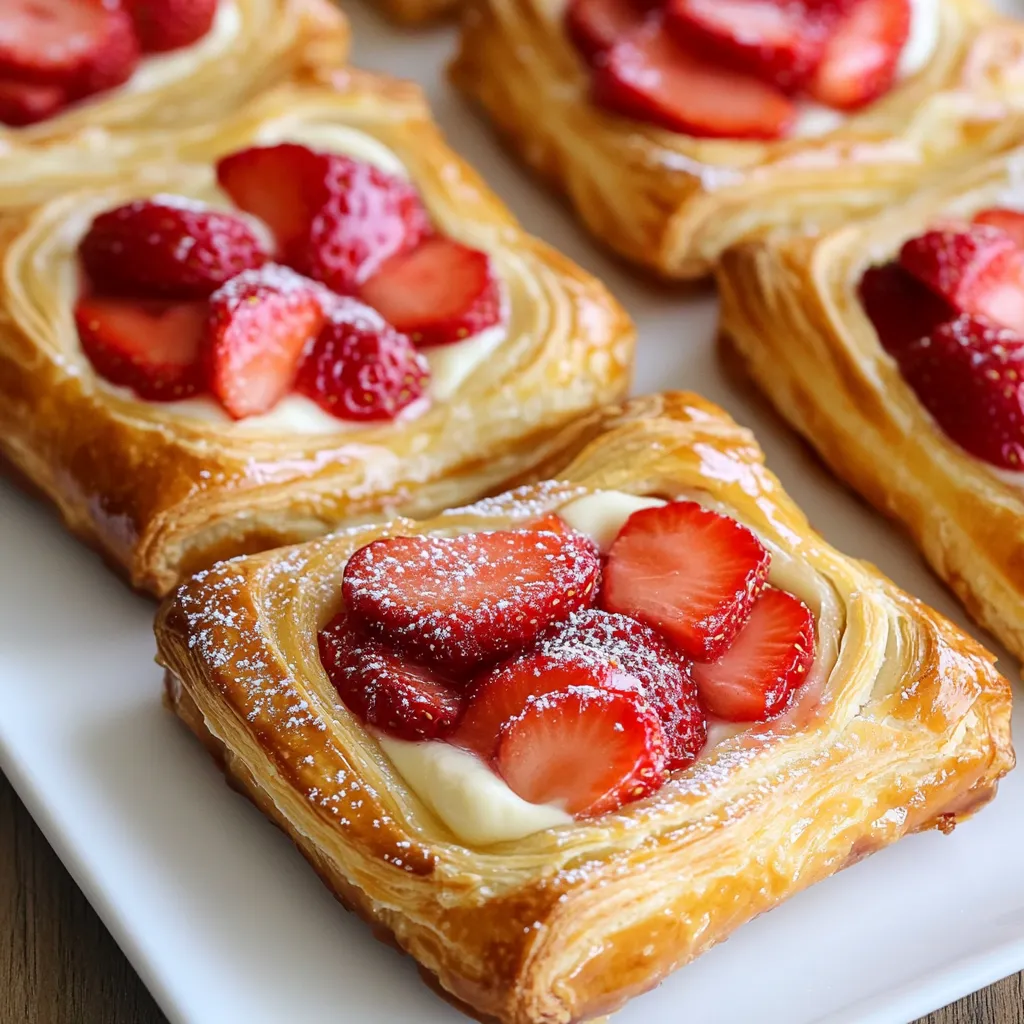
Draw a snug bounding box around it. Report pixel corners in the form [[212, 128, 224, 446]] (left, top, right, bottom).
[[374, 0, 461, 25], [0, 0, 349, 209], [451, 0, 1024, 280], [0, 70, 634, 597], [155, 391, 1014, 1024], [718, 145, 1024, 667]]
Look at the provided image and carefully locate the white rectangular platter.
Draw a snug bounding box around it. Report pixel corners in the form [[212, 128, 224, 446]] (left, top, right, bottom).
[[2, 4, 1024, 1022]]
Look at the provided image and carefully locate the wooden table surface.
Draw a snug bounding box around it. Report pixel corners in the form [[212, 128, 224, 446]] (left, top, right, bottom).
[[1, 769, 1020, 1024]]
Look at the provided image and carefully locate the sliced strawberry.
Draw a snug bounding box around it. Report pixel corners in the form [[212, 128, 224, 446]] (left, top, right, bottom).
[[295, 297, 429, 421], [342, 528, 602, 673], [565, 0, 651, 63], [601, 501, 771, 662], [292, 157, 432, 295], [69, 5, 139, 99], [319, 613, 463, 741], [80, 197, 269, 300], [808, 0, 910, 110], [900, 224, 1024, 335], [0, 0, 127, 86], [692, 587, 815, 722], [858, 261, 956, 357], [524, 512, 573, 535], [664, 0, 837, 93], [455, 607, 706, 770], [204, 265, 326, 420], [496, 686, 667, 817], [216, 144, 331, 254], [0, 79, 66, 126], [894, 314, 1024, 469], [358, 238, 502, 348], [974, 208, 1024, 250], [75, 296, 206, 401], [125, 0, 218, 54], [591, 23, 795, 139]]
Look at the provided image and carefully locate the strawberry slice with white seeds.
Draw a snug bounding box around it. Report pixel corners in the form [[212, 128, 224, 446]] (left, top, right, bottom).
[[900, 224, 1024, 335], [565, 0, 652, 63], [295, 297, 430, 421], [591, 23, 796, 139], [495, 686, 667, 817], [319, 614, 463, 741], [204, 265, 326, 419], [454, 607, 707, 770], [75, 296, 207, 401], [601, 501, 771, 662], [664, 0, 835, 93], [692, 588, 815, 722], [892, 314, 1024, 470], [358, 238, 502, 347], [808, 0, 910, 110], [125, 0, 218, 54], [974, 208, 1024, 250], [858, 261, 955, 357], [0, 0, 128, 86], [342, 528, 602, 672], [80, 198, 270, 300], [0, 79, 66, 126]]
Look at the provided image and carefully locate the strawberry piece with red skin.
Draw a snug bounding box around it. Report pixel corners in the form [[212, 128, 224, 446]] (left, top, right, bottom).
[[125, 0, 218, 54], [601, 500, 771, 662], [0, 0, 127, 86], [358, 238, 502, 347], [80, 197, 270, 300], [973, 208, 1024, 250], [69, 5, 139, 100], [295, 297, 429, 422], [591, 22, 796, 140], [454, 607, 707, 770], [216, 144, 330, 254], [692, 587, 815, 722], [664, 0, 837, 94], [496, 686, 668, 817], [319, 613, 463, 741], [0, 79, 66, 126], [893, 314, 1024, 469], [217, 145, 432, 293], [342, 527, 602, 673], [899, 224, 1024, 335], [204, 264, 326, 420], [75, 296, 207, 401], [808, 0, 911, 111], [858, 261, 956, 357], [565, 0, 652, 64]]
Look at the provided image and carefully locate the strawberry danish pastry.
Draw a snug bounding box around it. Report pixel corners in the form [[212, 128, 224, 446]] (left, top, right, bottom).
[[452, 0, 1024, 279], [719, 144, 1024, 666], [0, 0, 348, 208], [156, 391, 1013, 1024], [0, 72, 632, 596]]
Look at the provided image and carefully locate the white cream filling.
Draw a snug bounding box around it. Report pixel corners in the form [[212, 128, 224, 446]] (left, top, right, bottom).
[[123, 1, 242, 95], [378, 490, 838, 847], [378, 736, 572, 846], [792, 0, 941, 138]]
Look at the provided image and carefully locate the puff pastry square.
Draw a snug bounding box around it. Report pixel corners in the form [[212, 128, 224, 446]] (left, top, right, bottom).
[[718, 144, 1024, 667], [155, 391, 1013, 1024], [451, 0, 1024, 279], [0, 0, 349, 210], [0, 70, 633, 597]]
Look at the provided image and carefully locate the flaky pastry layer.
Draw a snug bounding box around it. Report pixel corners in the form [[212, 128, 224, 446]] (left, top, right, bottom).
[[718, 145, 1024, 667], [451, 0, 1024, 279], [155, 391, 1013, 1024], [374, 0, 461, 24], [0, 0, 349, 209], [0, 71, 634, 596]]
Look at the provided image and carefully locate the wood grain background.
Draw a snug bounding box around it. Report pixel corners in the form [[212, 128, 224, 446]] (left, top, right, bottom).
[[1, 771, 1020, 1024]]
